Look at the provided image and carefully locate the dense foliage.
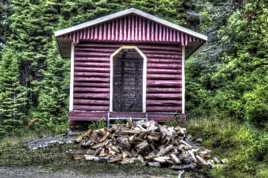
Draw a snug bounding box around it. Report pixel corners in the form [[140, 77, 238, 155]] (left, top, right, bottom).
[[186, 0, 268, 129], [0, 0, 9, 51], [0, 0, 191, 135]]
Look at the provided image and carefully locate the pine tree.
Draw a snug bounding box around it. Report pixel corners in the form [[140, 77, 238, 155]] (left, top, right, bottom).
[[0, 0, 9, 52], [0, 49, 28, 137], [32, 41, 69, 132]]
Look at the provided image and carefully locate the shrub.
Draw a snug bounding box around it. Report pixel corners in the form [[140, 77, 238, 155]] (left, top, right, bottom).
[[247, 103, 268, 129]]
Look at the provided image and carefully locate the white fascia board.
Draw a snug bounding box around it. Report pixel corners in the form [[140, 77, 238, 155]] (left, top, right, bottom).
[[132, 9, 208, 41], [54, 8, 207, 41], [55, 8, 133, 37]]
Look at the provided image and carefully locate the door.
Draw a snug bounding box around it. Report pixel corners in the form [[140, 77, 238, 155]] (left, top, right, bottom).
[[113, 49, 143, 112]]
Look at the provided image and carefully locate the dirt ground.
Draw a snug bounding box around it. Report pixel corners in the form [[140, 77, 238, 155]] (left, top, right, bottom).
[[0, 166, 174, 178], [0, 134, 209, 178]]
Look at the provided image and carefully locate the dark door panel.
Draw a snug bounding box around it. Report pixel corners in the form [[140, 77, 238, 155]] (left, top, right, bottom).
[[113, 49, 143, 112]]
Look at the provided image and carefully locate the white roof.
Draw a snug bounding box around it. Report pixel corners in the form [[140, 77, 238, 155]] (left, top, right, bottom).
[[54, 8, 207, 41]]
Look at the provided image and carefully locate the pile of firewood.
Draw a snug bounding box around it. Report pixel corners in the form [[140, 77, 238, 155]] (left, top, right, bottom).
[[73, 120, 224, 170]]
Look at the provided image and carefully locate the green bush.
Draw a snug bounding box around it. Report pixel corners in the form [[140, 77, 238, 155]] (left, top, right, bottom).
[[247, 103, 268, 129], [243, 82, 268, 129]]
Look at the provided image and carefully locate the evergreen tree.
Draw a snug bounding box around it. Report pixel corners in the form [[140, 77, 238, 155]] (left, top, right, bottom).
[[0, 49, 28, 137], [0, 0, 9, 52], [32, 41, 69, 132]]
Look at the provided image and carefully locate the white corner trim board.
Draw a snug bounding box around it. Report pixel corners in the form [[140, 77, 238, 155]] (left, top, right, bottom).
[[181, 46, 185, 114], [54, 8, 207, 41], [109, 45, 147, 113], [69, 43, 74, 111]]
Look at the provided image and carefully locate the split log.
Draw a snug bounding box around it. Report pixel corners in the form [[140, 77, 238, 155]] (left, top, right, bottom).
[[75, 57, 109, 62], [75, 62, 109, 68], [74, 67, 109, 73], [148, 63, 181, 69], [170, 154, 181, 164], [75, 72, 109, 78], [73, 120, 224, 170], [171, 163, 197, 170], [74, 82, 109, 88], [74, 93, 109, 99], [74, 99, 109, 106], [74, 77, 109, 83], [75, 52, 110, 57], [73, 105, 109, 111], [84, 155, 109, 161], [148, 68, 181, 74]]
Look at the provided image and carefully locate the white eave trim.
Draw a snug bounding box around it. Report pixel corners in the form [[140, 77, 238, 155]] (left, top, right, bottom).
[[54, 8, 207, 41], [69, 43, 74, 111], [181, 46, 185, 114]]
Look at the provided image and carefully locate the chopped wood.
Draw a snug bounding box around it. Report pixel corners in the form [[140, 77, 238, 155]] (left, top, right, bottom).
[[84, 155, 108, 161], [157, 145, 173, 156], [148, 162, 161, 167], [170, 153, 181, 164], [73, 120, 224, 170], [171, 163, 197, 170], [136, 141, 149, 151], [196, 155, 208, 165], [153, 156, 170, 163]]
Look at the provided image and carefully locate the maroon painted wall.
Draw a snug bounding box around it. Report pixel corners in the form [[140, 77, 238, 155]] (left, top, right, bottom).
[[70, 42, 182, 121]]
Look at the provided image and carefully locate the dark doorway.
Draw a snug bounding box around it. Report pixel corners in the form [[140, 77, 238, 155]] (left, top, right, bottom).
[[113, 48, 143, 112]]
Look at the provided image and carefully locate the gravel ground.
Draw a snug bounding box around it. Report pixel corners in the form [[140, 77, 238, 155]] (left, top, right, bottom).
[[0, 167, 172, 178]]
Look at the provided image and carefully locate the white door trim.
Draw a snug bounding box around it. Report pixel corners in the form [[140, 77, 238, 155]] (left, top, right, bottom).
[[109, 45, 147, 113]]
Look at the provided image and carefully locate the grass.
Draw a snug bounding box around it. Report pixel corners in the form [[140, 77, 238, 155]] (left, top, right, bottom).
[[185, 117, 268, 178]]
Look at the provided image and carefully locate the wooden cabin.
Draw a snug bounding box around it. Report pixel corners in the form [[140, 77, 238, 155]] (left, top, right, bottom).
[[54, 8, 207, 125]]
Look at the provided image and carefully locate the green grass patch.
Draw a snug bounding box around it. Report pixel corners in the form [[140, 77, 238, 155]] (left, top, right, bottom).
[[186, 117, 268, 178]]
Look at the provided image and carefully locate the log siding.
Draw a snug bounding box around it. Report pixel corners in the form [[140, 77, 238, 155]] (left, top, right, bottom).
[[70, 42, 182, 121]]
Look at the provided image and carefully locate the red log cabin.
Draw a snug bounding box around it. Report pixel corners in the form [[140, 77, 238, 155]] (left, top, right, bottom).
[[54, 8, 207, 125]]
